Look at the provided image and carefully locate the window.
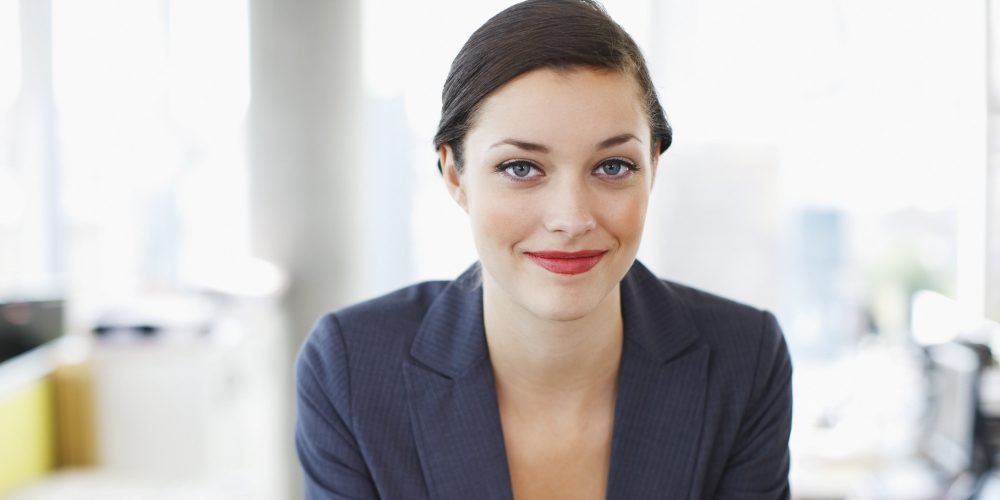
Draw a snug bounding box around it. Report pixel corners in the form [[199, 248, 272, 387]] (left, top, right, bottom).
[[1, 0, 252, 327]]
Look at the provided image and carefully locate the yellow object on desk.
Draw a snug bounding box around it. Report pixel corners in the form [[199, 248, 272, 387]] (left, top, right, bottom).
[[0, 376, 56, 496]]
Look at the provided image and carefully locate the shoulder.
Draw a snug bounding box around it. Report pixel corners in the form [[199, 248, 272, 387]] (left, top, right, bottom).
[[648, 277, 791, 414], [665, 280, 792, 443], [654, 280, 792, 494], [660, 278, 786, 362], [308, 280, 447, 343], [295, 280, 451, 396], [661, 279, 766, 328]]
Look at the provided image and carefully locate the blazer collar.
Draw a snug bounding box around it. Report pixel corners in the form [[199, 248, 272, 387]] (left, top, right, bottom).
[[619, 259, 701, 363], [405, 260, 709, 499], [404, 264, 511, 499], [408, 263, 487, 378], [408, 260, 701, 376]]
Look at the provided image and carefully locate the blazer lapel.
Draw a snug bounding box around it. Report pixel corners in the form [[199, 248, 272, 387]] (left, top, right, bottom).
[[402, 261, 707, 500], [606, 262, 709, 499], [403, 265, 513, 500]]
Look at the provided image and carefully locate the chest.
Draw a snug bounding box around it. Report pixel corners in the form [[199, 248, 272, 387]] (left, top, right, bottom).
[[501, 412, 614, 500], [390, 343, 722, 499]]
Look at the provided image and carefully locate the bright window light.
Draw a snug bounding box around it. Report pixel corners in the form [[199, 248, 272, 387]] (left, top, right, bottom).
[[0, 0, 20, 112]]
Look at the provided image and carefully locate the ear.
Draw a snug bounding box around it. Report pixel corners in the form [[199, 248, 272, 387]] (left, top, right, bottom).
[[439, 145, 468, 211]]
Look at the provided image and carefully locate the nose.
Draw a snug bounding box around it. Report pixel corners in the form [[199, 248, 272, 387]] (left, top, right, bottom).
[[543, 176, 596, 238]]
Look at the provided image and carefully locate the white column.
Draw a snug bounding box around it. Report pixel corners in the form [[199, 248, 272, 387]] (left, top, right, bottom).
[[987, 0, 1000, 322], [12, 0, 60, 295], [247, 0, 363, 497]]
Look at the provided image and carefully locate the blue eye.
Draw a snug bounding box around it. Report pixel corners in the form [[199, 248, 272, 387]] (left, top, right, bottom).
[[497, 160, 541, 180], [509, 163, 533, 177], [594, 158, 637, 178]]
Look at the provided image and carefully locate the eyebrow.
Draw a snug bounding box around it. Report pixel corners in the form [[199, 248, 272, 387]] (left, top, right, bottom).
[[488, 133, 641, 153], [596, 133, 640, 149], [489, 138, 549, 153]]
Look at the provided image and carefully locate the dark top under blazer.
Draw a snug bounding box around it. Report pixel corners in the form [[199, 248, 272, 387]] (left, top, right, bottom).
[[295, 261, 792, 499]]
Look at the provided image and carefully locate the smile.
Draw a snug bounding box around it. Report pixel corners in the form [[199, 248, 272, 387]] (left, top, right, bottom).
[[524, 250, 607, 275]]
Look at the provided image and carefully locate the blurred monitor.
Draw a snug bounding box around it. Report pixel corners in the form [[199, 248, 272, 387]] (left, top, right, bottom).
[[0, 300, 63, 364], [922, 341, 980, 479]]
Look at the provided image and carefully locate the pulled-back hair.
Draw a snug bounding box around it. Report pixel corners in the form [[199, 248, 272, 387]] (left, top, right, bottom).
[[433, 0, 672, 172]]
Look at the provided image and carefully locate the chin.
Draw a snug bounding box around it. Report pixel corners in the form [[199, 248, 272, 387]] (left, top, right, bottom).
[[523, 285, 610, 323], [481, 259, 622, 323], [529, 304, 591, 323]]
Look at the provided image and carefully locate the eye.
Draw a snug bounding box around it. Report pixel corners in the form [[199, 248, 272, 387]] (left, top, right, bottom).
[[593, 158, 638, 179], [497, 160, 543, 181]]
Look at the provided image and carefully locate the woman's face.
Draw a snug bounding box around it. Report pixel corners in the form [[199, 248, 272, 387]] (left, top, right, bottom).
[[440, 67, 657, 322]]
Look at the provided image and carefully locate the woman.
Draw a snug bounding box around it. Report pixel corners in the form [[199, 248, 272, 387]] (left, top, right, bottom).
[[295, 1, 792, 499]]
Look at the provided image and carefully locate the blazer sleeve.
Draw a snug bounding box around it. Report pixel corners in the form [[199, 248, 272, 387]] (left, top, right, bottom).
[[295, 314, 380, 500], [714, 310, 793, 500]]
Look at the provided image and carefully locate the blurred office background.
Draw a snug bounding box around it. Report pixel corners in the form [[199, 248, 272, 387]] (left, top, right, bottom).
[[0, 0, 998, 498]]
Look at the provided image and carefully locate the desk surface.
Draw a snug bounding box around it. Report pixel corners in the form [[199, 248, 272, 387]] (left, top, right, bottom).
[[8, 468, 238, 500]]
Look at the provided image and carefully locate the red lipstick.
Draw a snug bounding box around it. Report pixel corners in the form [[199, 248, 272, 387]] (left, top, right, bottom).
[[524, 250, 607, 275]]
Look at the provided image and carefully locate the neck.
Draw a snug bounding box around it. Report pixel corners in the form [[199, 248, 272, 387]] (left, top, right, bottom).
[[482, 275, 623, 411]]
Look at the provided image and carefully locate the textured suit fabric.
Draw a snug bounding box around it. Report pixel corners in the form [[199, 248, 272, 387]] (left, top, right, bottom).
[[295, 260, 793, 499]]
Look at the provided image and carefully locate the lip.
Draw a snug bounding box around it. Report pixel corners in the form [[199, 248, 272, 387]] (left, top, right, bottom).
[[524, 250, 607, 275]]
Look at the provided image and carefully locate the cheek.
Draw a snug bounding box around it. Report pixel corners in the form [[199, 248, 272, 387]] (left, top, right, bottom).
[[597, 190, 649, 242], [466, 189, 536, 253]]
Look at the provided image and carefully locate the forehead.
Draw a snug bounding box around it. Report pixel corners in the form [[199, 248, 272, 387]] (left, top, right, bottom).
[[466, 67, 650, 149]]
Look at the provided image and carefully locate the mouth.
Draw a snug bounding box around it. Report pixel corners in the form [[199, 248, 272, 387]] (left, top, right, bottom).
[[524, 250, 607, 275]]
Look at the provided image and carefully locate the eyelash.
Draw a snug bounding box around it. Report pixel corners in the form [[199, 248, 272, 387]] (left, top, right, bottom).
[[495, 158, 639, 182]]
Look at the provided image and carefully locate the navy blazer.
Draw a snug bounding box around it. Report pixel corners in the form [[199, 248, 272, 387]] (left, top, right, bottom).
[[295, 261, 792, 499]]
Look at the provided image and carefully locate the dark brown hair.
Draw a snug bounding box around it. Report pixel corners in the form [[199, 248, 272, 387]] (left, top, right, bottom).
[[433, 0, 672, 173]]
